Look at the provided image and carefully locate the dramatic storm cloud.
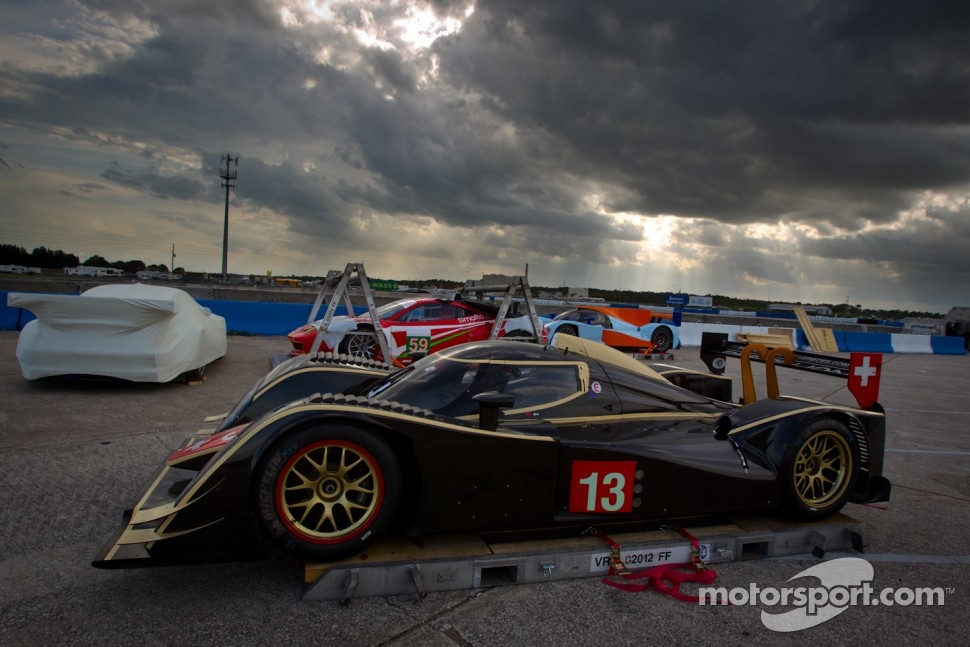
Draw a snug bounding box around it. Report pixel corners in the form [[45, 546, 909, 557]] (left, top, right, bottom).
[[1, 0, 968, 311]]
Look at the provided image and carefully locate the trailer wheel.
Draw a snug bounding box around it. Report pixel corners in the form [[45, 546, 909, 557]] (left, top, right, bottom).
[[256, 425, 400, 562], [780, 418, 858, 520]]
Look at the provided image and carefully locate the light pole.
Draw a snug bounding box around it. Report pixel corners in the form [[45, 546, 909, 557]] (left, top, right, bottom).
[[220, 154, 238, 281]]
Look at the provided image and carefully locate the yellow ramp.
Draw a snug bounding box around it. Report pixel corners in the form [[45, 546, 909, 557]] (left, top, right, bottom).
[[793, 307, 838, 352]]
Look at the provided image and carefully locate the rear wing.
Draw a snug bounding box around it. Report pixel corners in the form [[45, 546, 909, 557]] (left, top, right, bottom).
[[7, 292, 179, 328], [700, 332, 882, 409]]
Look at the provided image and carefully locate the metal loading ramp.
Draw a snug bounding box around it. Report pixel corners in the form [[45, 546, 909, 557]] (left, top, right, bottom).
[[305, 263, 392, 362], [303, 514, 863, 602], [460, 273, 544, 343]]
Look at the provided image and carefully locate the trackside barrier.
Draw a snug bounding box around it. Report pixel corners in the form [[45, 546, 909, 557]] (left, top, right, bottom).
[[2, 292, 964, 354], [195, 299, 360, 336], [1, 291, 41, 330], [929, 336, 966, 355], [1, 291, 365, 337], [840, 331, 893, 353], [197, 300, 315, 335], [678, 322, 964, 355], [888, 334, 933, 354]]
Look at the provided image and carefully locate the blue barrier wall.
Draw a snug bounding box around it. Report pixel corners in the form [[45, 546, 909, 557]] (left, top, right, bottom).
[[197, 300, 347, 336], [841, 332, 894, 353], [2, 290, 46, 329], [196, 300, 363, 335], [3, 290, 965, 354], [2, 297, 35, 330], [929, 335, 968, 355], [2, 291, 363, 336]]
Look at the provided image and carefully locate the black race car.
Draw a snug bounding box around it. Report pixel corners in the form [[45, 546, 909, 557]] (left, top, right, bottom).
[[94, 335, 889, 567]]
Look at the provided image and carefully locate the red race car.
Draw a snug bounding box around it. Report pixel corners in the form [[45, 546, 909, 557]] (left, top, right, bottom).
[[288, 297, 535, 361]]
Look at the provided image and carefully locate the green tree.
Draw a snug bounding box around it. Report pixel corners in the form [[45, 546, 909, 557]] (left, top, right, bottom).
[[82, 255, 110, 267], [0, 244, 30, 265]]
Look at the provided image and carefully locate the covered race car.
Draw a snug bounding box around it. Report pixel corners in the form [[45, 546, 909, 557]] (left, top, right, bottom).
[[8, 283, 226, 382], [543, 305, 680, 353], [287, 296, 534, 360], [94, 335, 889, 568]]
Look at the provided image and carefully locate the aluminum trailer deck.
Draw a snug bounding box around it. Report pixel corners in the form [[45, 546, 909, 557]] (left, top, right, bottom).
[[304, 513, 862, 602]]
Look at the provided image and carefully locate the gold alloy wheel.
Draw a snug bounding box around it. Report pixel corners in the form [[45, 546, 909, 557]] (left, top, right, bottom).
[[792, 429, 852, 507], [278, 442, 381, 541]]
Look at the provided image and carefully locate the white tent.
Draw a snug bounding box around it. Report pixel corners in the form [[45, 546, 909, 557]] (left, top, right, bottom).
[[9, 283, 227, 382]]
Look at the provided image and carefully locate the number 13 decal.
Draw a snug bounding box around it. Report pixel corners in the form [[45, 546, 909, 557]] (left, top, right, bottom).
[[569, 460, 637, 513]]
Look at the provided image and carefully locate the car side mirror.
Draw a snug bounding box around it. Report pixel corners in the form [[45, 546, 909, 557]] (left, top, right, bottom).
[[713, 415, 733, 440], [473, 391, 515, 431]]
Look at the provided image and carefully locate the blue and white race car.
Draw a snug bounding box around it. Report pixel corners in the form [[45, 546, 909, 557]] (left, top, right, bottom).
[[543, 305, 680, 352]]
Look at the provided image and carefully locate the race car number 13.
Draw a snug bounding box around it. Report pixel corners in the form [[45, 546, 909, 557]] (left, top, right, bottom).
[[569, 460, 637, 513]]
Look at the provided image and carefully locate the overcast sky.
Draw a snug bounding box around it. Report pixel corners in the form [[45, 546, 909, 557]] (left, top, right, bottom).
[[1, 0, 968, 312]]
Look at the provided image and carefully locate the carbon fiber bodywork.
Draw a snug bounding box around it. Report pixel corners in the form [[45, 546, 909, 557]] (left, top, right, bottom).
[[94, 337, 889, 568]]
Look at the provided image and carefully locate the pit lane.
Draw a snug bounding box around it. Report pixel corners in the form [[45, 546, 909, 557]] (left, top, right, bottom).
[[0, 332, 966, 646]]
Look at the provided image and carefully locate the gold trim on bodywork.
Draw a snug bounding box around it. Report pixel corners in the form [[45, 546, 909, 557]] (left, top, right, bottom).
[[170, 402, 556, 513], [102, 518, 225, 559], [548, 411, 720, 426], [129, 478, 223, 525], [552, 334, 665, 382], [728, 401, 883, 436], [653, 365, 733, 382]]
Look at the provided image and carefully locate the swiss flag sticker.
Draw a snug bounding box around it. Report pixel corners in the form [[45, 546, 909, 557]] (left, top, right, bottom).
[[848, 353, 882, 409]]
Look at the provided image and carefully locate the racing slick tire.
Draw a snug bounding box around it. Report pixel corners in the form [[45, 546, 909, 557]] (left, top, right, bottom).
[[340, 329, 378, 360], [779, 418, 858, 520], [650, 326, 674, 352], [255, 425, 401, 562]]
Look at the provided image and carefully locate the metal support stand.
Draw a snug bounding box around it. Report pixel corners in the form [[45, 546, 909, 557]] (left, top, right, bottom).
[[306, 263, 392, 365], [460, 274, 544, 343]]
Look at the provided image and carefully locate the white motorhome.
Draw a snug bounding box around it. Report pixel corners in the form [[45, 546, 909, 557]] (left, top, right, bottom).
[[64, 266, 125, 277]]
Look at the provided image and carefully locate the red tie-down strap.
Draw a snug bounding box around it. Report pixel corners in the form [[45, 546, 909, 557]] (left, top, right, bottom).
[[589, 527, 723, 603]]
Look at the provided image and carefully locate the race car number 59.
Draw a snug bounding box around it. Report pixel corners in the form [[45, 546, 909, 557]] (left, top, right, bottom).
[[406, 336, 431, 353], [569, 460, 637, 513]]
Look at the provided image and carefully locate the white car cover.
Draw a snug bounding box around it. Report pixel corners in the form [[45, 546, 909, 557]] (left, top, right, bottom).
[[8, 283, 227, 382]]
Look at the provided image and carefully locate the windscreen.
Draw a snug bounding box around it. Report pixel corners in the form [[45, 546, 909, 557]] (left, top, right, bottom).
[[372, 300, 414, 319], [368, 355, 512, 416], [368, 353, 582, 417]]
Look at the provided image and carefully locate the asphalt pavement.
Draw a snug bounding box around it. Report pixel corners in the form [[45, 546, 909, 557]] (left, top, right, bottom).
[[0, 331, 967, 646]]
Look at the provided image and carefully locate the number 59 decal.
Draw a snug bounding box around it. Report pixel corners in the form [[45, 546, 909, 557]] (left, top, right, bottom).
[[406, 336, 430, 353], [569, 460, 637, 513]]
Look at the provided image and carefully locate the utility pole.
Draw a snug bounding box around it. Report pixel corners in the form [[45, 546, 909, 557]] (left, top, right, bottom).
[[220, 154, 238, 281], [171, 243, 176, 272]]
